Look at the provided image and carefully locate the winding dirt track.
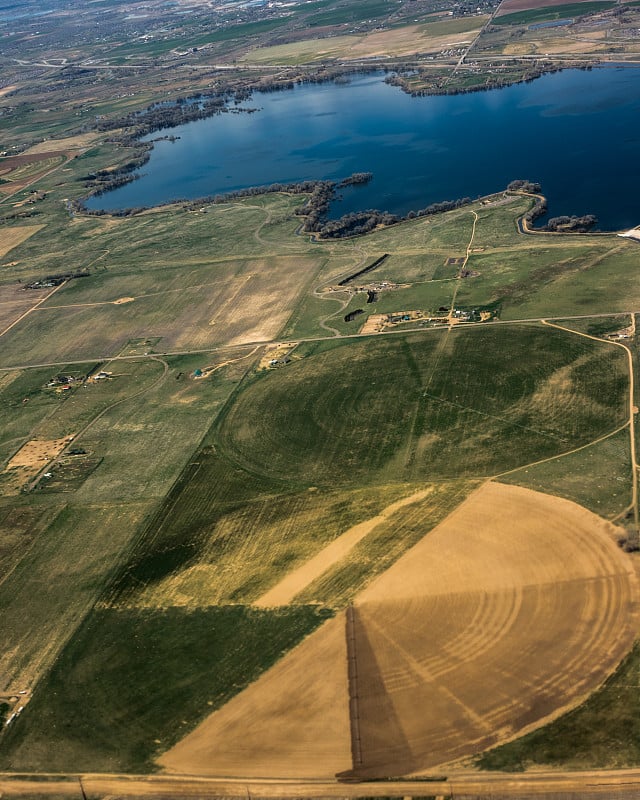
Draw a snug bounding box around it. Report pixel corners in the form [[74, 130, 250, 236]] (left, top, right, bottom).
[[159, 482, 639, 781]]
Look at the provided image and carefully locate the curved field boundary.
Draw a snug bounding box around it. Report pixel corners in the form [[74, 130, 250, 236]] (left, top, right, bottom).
[[159, 482, 639, 780], [349, 482, 639, 778], [541, 317, 638, 533]]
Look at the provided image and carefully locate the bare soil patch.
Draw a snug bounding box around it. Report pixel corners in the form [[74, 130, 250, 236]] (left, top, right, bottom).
[[158, 614, 352, 778], [2, 436, 73, 494], [113, 297, 135, 305], [359, 313, 386, 335], [254, 487, 435, 607], [0, 225, 45, 259]]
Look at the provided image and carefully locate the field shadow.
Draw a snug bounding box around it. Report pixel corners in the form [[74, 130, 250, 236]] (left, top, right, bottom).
[[337, 605, 417, 780]]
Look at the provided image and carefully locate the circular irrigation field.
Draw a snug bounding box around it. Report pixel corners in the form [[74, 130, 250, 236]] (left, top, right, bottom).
[[159, 483, 639, 779], [217, 325, 628, 485]]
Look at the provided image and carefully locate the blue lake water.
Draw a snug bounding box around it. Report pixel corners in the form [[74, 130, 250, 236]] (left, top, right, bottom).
[[87, 66, 640, 230]]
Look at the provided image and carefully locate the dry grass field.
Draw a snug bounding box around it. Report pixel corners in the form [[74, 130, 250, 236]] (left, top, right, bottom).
[[0, 254, 324, 366], [243, 20, 487, 64], [159, 482, 638, 779], [115, 481, 420, 609], [21, 134, 102, 156], [254, 487, 436, 607], [0, 226, 46, 260]]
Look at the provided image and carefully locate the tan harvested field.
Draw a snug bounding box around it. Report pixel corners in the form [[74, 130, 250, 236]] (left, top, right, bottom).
[[158, 614, 352, 778], [254, 487, 435, 607], [22, 133, 102, 155], [161, 482, 639, 779], [351, 482, 639, 777], [243, 21, 486, 64], [0, 225, 45, 259], [0, 153, 66, 192], [503, 30, 610, 55]]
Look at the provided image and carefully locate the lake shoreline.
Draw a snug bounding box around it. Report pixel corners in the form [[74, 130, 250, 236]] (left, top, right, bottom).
[[83, 67, 640, 231]]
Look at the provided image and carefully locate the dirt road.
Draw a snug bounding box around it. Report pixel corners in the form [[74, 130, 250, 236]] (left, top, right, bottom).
[[6, 768, 640, 798]]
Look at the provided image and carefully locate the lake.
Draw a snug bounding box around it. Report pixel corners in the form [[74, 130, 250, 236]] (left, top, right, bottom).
[[87, 66, 640, 231]]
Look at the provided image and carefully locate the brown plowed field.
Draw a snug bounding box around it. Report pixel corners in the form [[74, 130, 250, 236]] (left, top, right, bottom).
[[159, 483, 638, 779], [158, 614, 352, 778]]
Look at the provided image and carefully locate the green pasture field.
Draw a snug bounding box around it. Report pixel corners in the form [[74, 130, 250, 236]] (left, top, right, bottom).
[[422, 16, 488, 35], [470, 198, 532, 247], [553, 314, 631, 337], [216, 325, 628, 486], [0, 501, 153, 693], [0, 353, 258, 692], [3, 193, 309, 280], [489, 241, 640, 319], [0, 496, 63, 576], [281, 292, 345, 340], [305, 0, 397, 26], [0, 605, 331, 772], [383, 252, 455, 283], [109, 446, 419, 608], [630, 316, 640, 457], [448, 235, 639, 320], [104, 19, 289, 59], [493, 1, 615, 25], [498, 426, 632, 519]]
